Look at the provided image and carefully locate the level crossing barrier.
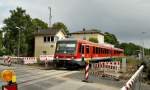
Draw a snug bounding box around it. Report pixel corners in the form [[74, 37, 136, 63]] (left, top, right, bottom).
[[23, 57, 37, 64], [81, 61, 122, 82], [90, 61, 121, 80], [40, 55, 54, 68], [121, 65, 144, 90], [3, 56, 12, 66], [0, 56, 38, 65]]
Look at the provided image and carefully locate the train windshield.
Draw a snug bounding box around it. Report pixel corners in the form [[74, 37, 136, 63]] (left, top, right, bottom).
[[56, 41, 76, 54]]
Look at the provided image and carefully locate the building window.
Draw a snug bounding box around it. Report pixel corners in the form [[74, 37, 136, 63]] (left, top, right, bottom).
[[43, 36, 55, 42], [51, 36, 54, 42], [44, 37, 47, 42], [47, 36, 50, 42]]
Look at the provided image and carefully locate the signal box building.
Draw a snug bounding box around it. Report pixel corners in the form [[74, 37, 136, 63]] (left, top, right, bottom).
[[70, 29, 104, 44], [34, 29, 66, 57]]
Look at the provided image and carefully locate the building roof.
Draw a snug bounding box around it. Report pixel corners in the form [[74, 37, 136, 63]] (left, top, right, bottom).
[[34, 28, 66, 36], [71, 29, 104, 36]]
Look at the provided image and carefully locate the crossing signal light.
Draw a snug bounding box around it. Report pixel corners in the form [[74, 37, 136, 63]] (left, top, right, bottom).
[[1, 70, 16, 83]]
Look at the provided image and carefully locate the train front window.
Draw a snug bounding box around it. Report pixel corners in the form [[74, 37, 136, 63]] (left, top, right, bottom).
[[56, 42, 76, 54]]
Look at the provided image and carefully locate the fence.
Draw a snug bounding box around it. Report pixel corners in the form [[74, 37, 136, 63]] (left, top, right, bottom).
[[0, 56, 38, 65], [91, 61, 121, 80], [81, 60, 122, 82], [121, 65, 144, 90]]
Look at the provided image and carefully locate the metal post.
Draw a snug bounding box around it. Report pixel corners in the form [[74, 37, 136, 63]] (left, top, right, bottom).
[[48, 7, 52, 27], [18, 29, 20, 58], [142, 32, 145, 60], [16, 26, 20, 64]]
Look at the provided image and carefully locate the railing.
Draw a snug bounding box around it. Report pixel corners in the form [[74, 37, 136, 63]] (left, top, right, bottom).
[[121, 65, 144, 90]]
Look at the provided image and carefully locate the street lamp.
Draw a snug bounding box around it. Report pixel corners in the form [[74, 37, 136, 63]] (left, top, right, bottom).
[[16, 26, 20, 58]]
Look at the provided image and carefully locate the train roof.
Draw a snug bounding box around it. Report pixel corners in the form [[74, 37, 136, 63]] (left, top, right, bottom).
[[57, 38, 124, 51]]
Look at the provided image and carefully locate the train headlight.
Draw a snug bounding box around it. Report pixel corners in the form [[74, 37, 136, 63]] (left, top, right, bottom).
[[71, 57, 74, 59], [56, 56, 58, 59]]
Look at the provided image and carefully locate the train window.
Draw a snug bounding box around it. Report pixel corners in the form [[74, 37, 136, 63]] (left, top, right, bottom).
[[101, 48, 103, 54], [109, 50, 111, 54], [86, 46, 89, 54], [106, 49, 108, 54], [79, 44, 84, 54], [79, 44, 82, 53], [93, 47, 95, 54], [105, 49, 107, 54], [98, 48, 100, 54], [107, 49, 109, 54], [82, 45, 84, 54], [102, 48, 104, 54], [100, 48, 102, 54], [96, 47, 98, 54]]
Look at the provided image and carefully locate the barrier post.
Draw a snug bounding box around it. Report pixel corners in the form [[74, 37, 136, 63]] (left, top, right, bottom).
[[82, 59, 90, 82], [45, 58, 48, 69]]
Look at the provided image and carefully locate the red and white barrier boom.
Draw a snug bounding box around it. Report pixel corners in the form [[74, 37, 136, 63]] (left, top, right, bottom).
[[121, 65, 144, 90]]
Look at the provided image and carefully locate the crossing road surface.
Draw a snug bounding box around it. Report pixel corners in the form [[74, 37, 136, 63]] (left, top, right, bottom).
[[0, 65, 119, 90]]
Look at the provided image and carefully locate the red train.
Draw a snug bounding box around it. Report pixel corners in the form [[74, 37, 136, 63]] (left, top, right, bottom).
[[53, 39, 124, 68]]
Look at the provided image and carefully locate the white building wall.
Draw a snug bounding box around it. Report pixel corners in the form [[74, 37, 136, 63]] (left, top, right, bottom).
[[34, 31, 66, 57], [71, 33, 104, 44]]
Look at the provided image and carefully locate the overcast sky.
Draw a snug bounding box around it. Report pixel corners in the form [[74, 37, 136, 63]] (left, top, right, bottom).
[[0, 0, 150, 48]]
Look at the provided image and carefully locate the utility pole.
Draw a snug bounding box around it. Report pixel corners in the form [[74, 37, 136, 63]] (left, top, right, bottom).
[[48, 7, 52, 27], [142, 32, 145, 60], [16, 26, 20, 58], [83, 28, 86, 40]]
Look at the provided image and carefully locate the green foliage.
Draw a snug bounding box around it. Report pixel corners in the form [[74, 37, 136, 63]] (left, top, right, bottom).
[[104, 32, 150, 56], [89, 37, 98, 43], [119, 43, 141, 55], [52, 22, 69, 34], [2, 7, 48, 56], [32, 18, 48, 29], [0, 31, 3, 49], [104, 32, 119, 47]]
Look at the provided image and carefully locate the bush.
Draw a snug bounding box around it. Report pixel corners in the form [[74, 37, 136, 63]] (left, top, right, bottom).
[[89, 37, 98, 43]]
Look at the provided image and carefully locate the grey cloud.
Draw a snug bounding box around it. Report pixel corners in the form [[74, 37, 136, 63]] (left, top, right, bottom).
[[0, 0, 150, 48]]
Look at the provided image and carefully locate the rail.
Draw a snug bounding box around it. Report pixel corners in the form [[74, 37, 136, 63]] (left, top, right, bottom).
[[121, 65, 144, 90]]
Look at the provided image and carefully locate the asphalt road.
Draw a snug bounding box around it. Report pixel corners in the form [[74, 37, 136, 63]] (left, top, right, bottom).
[[0, 64, 119, 90]]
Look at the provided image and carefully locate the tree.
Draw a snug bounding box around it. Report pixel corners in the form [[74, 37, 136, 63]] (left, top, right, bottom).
[[2, 7, 48, 56], [2, 7, 32, 55], [52, 22, 69, 34], [104, 32, 119, 47], [89, 37, 98, 43], [32, 18, 48, 30], [119, 42, 141, 55]]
